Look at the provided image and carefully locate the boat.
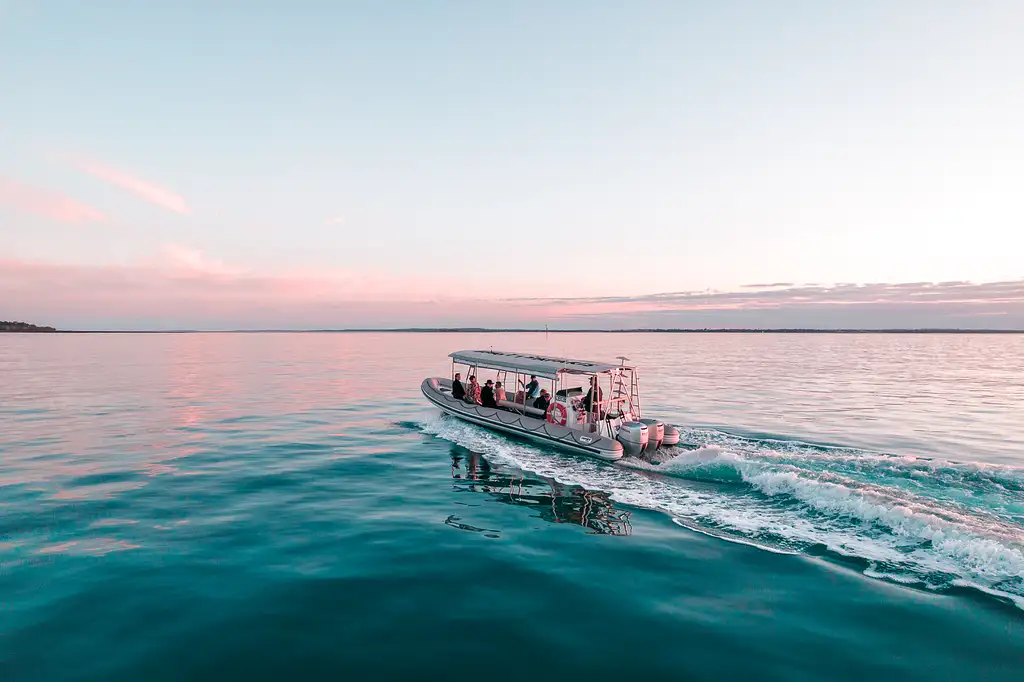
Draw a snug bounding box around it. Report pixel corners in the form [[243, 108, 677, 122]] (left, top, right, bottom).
[[420, 349, 681, 461]]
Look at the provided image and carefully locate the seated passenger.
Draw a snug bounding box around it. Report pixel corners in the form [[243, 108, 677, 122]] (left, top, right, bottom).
[[494, 381, 507, 402], [451, 372, 465, 400], [465, 375, 481, 404], [481, 380, 497, 408], [533, 389, 551, 413]]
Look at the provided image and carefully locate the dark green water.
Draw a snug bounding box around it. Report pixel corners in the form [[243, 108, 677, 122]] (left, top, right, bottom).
[[1, 333, 1022, 681]]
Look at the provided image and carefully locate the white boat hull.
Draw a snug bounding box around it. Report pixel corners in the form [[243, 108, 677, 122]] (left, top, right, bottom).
[[421, 378, 624, 461]]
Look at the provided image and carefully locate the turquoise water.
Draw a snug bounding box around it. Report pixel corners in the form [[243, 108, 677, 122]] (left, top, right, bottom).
[[1, 332, 1022, 681]]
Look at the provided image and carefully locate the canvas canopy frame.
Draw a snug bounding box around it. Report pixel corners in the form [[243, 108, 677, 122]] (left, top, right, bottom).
[[448, 350, 628, 379], [448, 350, 643, 432]]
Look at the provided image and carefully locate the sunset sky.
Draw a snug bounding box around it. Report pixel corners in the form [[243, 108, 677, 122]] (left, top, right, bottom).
[[2, 1, 1022, 329]]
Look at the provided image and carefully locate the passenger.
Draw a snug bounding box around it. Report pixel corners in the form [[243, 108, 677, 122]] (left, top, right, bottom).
[[451, 372, 466, 400], [521, 375, 541, 400], [481, 379, 497, 408], [582, 377, 603, 414], [494, 381, 507, 403], [465, 375, 481, 404], [533, 389, 551, 413]]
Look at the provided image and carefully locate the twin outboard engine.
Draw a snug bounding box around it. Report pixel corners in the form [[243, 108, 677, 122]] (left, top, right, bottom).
[[639, 418, 665, 450], [616, 421, 649, 457], [619, 419, 679, 455]]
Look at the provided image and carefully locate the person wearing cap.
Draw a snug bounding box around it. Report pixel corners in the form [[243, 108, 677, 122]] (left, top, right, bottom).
[[582, 376, 603, 415], [533, 389, 551, 412], [521, 375, 541, 399], [481, 379, 497, 408]]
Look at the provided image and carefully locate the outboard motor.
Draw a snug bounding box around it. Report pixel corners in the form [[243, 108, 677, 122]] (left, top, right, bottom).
[[616, 421, 649, 457], [640, 418, 665, 449], [662, 424, 681, 447]]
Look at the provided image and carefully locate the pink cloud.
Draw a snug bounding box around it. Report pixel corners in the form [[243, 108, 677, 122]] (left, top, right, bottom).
[[0, 177, 104, 224], [516, 281, 1024, 312], [538, 282, 1024, 329], [2, 251, 1021, 330], [72, 157, 190, 215], [0, 252, 551, 330], [152, 244, 246, 276]]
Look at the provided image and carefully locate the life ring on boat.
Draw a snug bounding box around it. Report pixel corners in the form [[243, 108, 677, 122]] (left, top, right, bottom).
[[547, 402, 568, 426]]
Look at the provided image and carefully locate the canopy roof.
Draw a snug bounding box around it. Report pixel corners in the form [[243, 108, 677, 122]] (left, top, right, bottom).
[[449, 349, 626, 378]]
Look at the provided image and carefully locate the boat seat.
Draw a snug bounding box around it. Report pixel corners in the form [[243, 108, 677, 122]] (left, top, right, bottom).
[[498, 399, 547, 419]]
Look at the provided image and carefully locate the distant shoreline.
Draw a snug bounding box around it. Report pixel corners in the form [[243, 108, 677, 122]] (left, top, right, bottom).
[[12, 328, 1023, 334], [0, 321, 57, 332]]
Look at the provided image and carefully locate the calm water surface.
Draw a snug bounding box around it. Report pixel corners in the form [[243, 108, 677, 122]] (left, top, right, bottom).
[[1, 332, 1022, 681]]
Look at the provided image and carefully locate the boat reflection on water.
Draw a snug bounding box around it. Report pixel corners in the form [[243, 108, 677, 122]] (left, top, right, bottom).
[[448, 447, 632, 536]]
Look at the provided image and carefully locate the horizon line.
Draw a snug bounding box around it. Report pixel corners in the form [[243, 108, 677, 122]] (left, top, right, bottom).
[[7, 328, 1024, 334]]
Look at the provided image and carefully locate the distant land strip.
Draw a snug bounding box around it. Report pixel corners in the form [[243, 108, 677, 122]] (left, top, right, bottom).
[[0, 321, 57, 332], [6, 325, 1022, 334]]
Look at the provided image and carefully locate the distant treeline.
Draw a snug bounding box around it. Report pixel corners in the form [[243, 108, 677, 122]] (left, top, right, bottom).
[[0, 321, 57, 332]]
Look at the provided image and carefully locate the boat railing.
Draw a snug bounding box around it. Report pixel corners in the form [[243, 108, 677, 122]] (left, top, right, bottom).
[[592, 396, 630, 405]]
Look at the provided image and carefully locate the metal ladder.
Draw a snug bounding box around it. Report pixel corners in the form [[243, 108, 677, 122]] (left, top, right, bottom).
[[613, 358, 641, 421]]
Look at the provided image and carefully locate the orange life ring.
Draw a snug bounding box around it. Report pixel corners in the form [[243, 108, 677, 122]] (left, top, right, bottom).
[[547, 402, 568, 426]]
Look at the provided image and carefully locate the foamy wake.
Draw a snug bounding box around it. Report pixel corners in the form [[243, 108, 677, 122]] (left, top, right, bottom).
[[419, 415, 1024, 611]]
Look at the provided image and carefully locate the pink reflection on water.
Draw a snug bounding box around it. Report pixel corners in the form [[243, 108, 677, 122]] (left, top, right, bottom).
[[37, 541, 79, 554], [88, 518, 139, 529], [51, 480, 148, 501], [37, 538, 141, 556]]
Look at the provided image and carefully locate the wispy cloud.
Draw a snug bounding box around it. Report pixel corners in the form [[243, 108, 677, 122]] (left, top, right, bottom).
[[0, 177, 104, 224], [523, 281, 1024, 329], [153, 244, 246, 276], [1, 253, 1021, 330], [0, 248, 530, 330], [510, 281, 1024, 309], [72, 156, 190, 215], [325, 214, 345, 226]]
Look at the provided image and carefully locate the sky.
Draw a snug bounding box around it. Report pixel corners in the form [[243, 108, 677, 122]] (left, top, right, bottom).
[[1, 0, 1022, 329]]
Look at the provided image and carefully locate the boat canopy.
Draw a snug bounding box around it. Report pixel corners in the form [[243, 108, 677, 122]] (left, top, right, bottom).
[[448, 349, 627, 379]]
